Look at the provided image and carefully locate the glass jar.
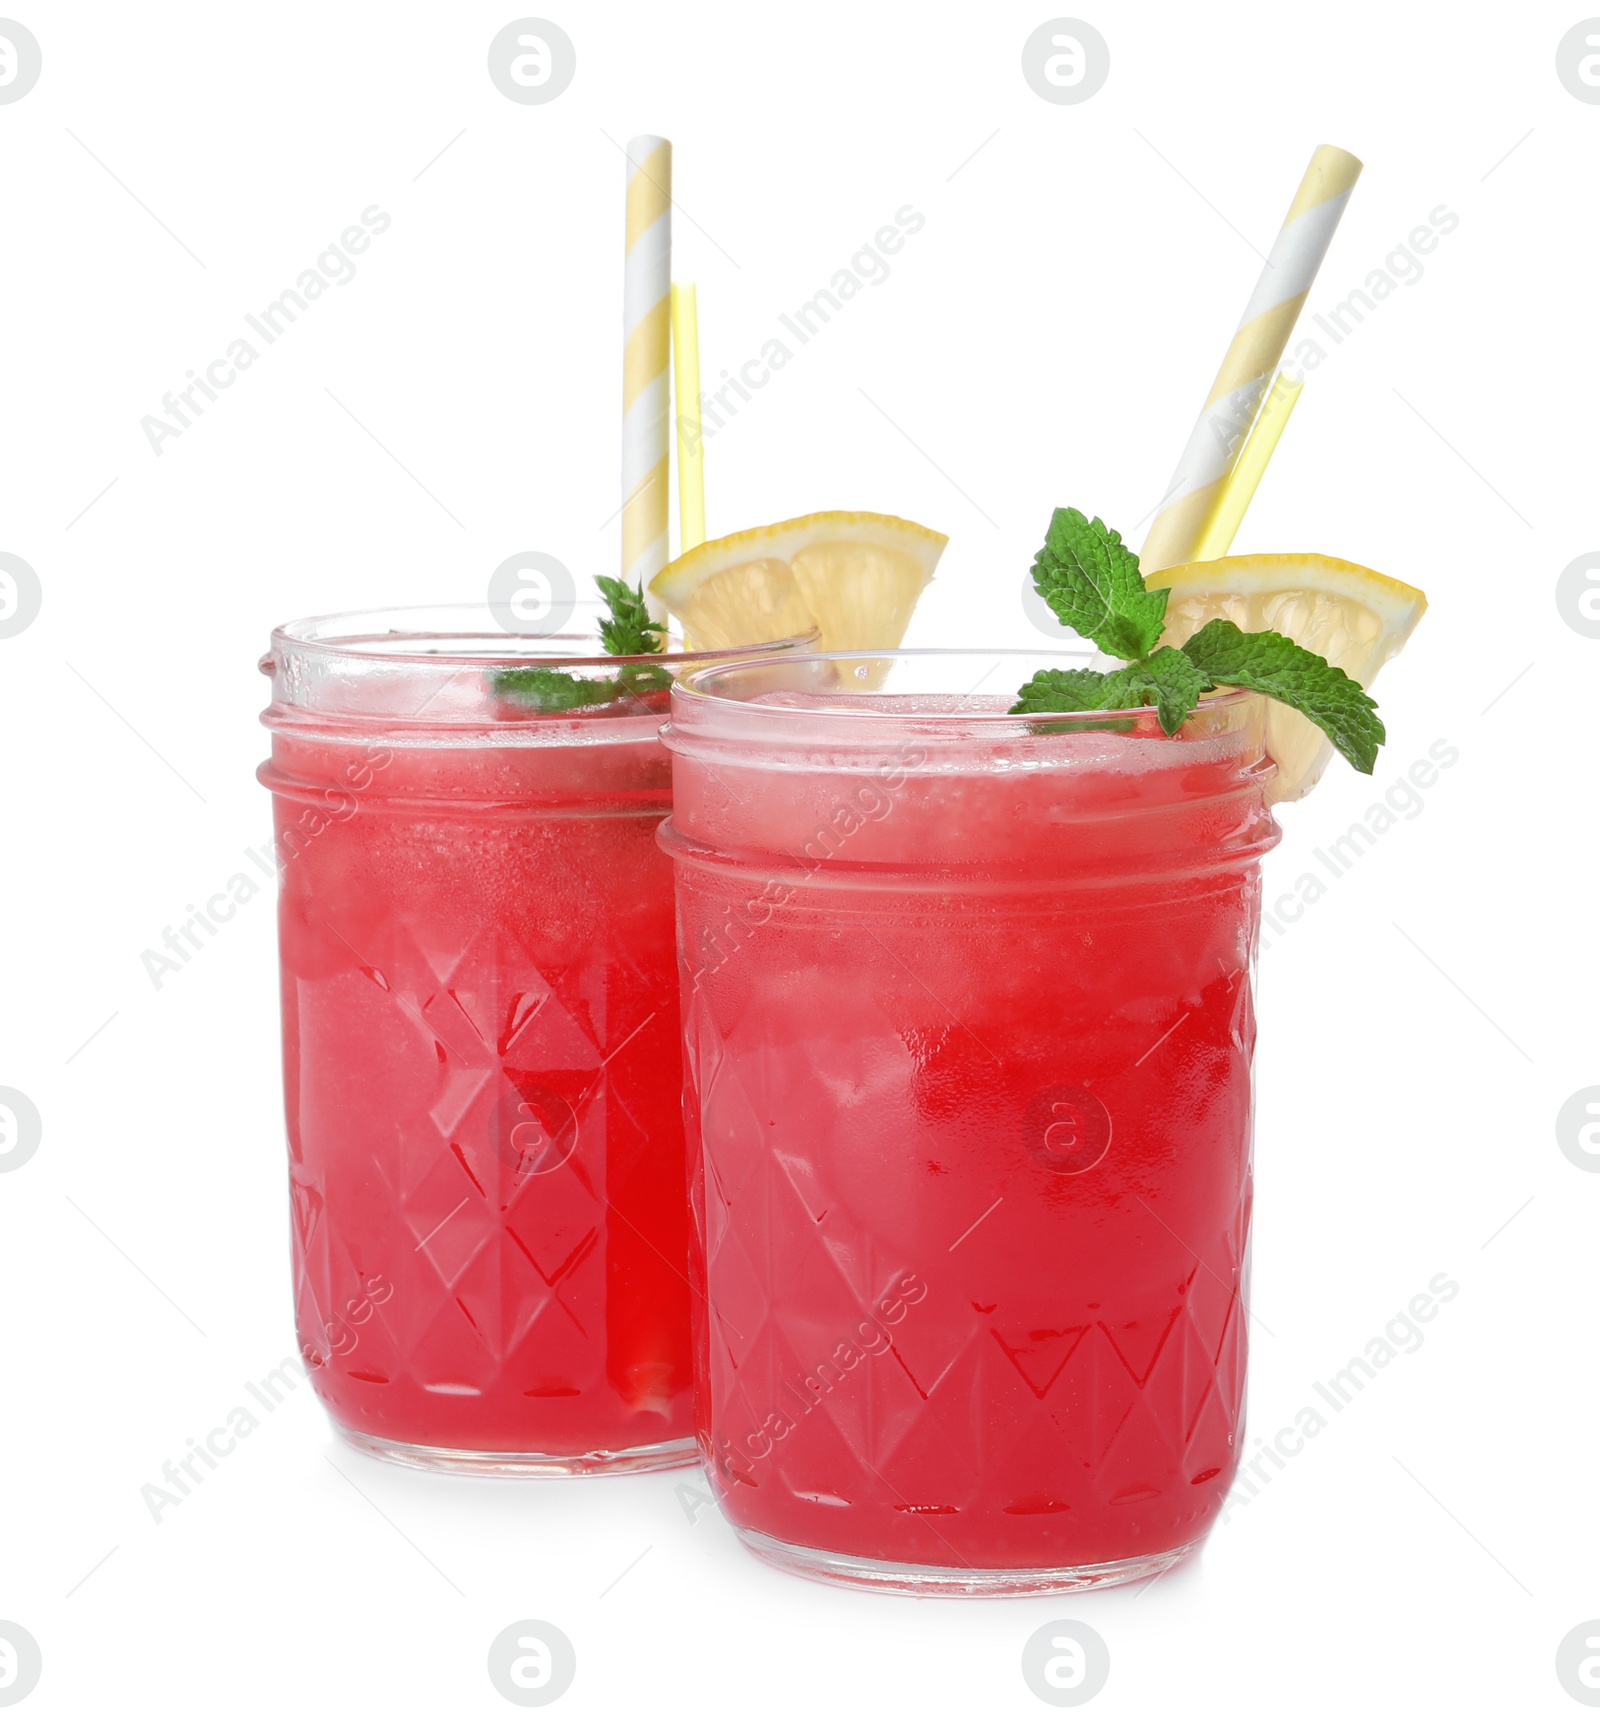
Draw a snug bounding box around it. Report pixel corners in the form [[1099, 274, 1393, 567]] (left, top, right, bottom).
[[259, 604, 802, 1475], [661, 649, 1279, 1589]]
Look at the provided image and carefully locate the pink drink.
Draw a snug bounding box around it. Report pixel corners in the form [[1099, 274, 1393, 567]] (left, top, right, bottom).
[[662, 653, 1279, 1591], [258, 607, 712, 1474]]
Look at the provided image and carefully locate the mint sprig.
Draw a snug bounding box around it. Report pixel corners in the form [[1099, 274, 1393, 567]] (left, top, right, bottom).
[[494, 576, 671, 712], [1013, 508, 1385, 774], [593, 575, 665, 657]]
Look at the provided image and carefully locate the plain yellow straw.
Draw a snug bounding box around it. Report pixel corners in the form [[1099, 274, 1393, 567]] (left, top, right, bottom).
[[671, 282, 706, 552], [1189, 371, 1304, 562]]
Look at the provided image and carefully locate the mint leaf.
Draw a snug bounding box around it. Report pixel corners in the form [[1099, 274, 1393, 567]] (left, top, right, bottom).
[[1030, 507, 1168, 661], [594, 575, 665, 657], [1011, 647, 1207, 735], [1008, 671, 1136, 735], [494, 665, 623, 711], [1179, 617, 1384, 774], [614, 662, 673, 697], [1010, 667, 1116, 714], [495, 575, 668, 711]]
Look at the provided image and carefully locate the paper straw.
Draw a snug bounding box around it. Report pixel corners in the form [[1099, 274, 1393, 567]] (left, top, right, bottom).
[[1140, 144, 1361, 575], [1189, 371, 1303, 561], [671, 281, 706, 552], [621, 135, 672, 615]]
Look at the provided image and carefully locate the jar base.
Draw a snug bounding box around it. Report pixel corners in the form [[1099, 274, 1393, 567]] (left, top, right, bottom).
[[734, 1526, 1203, 1597], [334, 1424, 700, 1479]]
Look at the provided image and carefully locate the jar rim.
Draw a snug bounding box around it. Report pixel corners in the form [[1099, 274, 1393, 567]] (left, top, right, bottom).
[[673, 646, 1260, 732], [265, 602, 816, 673]]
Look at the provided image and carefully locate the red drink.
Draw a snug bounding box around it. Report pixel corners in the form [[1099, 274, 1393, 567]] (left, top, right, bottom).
[[258, 607, 716, 1474], [663, 652, 1279, 1590]]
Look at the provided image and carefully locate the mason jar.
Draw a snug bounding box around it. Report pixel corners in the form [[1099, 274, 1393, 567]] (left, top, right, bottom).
[[661, 648, 1279, 1589], [259, 604, 802, 1475]]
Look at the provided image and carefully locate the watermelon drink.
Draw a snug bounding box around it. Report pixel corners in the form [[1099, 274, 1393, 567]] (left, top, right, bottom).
[[661, 649, 1279, 1590], [258, 605, 787, 1475]]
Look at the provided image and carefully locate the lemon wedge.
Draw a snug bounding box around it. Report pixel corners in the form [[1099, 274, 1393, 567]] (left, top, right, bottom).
[[650, 511, 947, 653], [1150, 553, 1428, 802]]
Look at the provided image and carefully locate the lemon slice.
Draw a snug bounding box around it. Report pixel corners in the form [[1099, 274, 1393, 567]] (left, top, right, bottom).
[[650, 511, 947, 653], [1150, 553, 1428, 802]]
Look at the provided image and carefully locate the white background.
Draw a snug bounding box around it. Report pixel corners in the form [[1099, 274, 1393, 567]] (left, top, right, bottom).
[[1, 0, 1594, 1719]]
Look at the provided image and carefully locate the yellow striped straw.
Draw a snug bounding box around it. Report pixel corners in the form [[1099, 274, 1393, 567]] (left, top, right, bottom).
[[1141, 144, 1361, 575], [1189, 371, 1303, 561], [671, 281, 705, 552], [621, 135, 672, 616]]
